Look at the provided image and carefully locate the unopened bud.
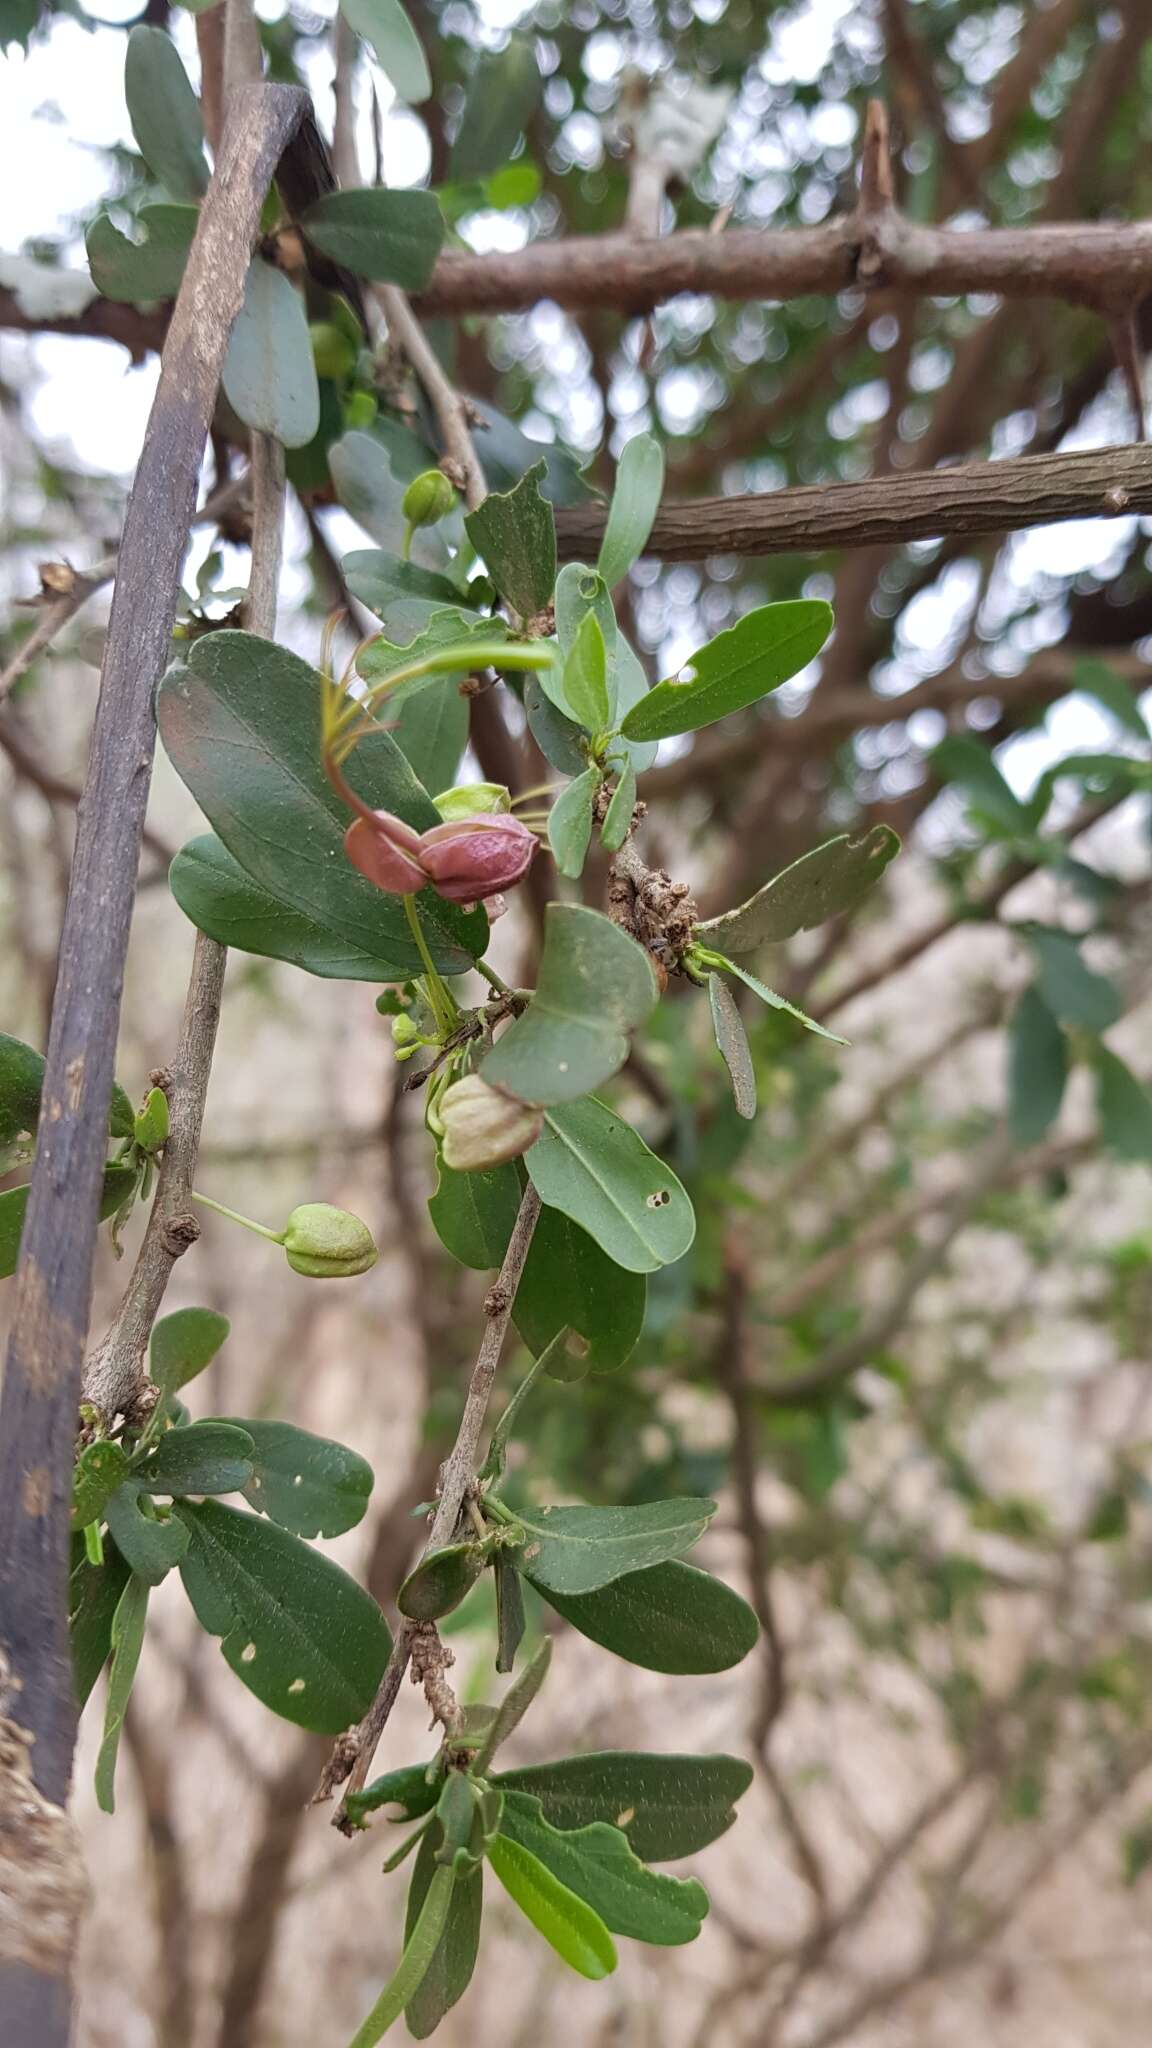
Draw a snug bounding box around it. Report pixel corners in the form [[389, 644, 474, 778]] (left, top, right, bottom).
[[433, 782, 511, 822], [419, 813, 537, 905], [282, 1203, 378, 1278], [439, 1074, 543, 1173], [402, 468, 458, 530]]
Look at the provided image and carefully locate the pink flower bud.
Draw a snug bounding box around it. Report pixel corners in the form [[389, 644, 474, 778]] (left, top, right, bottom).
[[418, 814, 538, 905], [344, 813, 428, 894]]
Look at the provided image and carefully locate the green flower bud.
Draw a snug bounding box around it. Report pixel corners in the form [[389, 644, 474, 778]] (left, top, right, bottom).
[[282, 1203, 378, 1279], [402, 468, 458, 530], [440, 1075, 544, 1173], [308, 321, 357, 381], [433, 781, 512, 822]]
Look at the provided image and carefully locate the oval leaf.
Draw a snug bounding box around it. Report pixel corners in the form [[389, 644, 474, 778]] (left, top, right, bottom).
[[530, 1559, 758, 1674], [1025, 924, 1121, 1032], [620, 599, 833, 742], [524, 1097, 695, 1274], [340, 0, 430, 103], [547, 767, 598, 880], [1007, 986, 1067, 1145], [428, 1157, 522, 1271], [1, 1164, 137, 1281], [170, 833, 420, 981], [464, 460, 556, 621], [404, 1830, 483, 2038], [483, 905, 658, 1108], [301, 187, 444, 288], [696, 826, 900, 953], [562, 612, 610, 734], [506, 1497, 715, 1597], [105, 1485, 190, 1586], [133, 1421, 255, 1498], [494, 1751, 753, 1863], [398, 1542, 488, 1622], [1095, 1046, 1152, 1163], [488, 1835, 617, 1979], [708, 975, 756, 1119], [597, 434, 665, 590], [174, 1499, 391, 1732], [222, 259, 320, 449], [86, 203, 197, 302], [449, 36, 540, 180], [600, 760, 636, 853], [124, 25, 209, 201], [149, 1306, 230, 1396], [95, 1573, 150, 1814], [72, 1441, 131, 1532], [213, 1418, 375, 1537], [497, 1793, 707, 1945], [514, 1204, 647, 1374]]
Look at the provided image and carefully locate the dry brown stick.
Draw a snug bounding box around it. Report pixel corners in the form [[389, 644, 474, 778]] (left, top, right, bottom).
[[319, 1182, 542, 1818], [555, 442, 1152, 563]]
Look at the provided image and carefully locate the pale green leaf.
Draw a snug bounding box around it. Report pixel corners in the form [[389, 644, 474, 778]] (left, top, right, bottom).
[[524, 1096, 695, 1274], [620, 600, 833, 742], [124, 26, 209, 201], [597, 434, 664, 589], [547, 767, 598, 880], [340, 0, 430, 102], [221, 259, 320, 450], [484, 905, 657, 1107], [301, 187, 443, 287], [488, 1835, 617, 1978], [695, 826, 900, 953]]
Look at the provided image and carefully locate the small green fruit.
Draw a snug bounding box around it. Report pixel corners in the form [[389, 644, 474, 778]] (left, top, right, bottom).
[[308, 321, 356, 381], [282, 1203, 378, 1278], [433, 781, 512, 822], [402, 468, 457, 530]]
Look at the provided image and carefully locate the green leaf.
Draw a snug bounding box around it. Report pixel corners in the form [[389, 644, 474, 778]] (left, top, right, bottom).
[[530, 1559, 758, 1674], [505, 1497, 715, 1597], [484, 905, 657, 1107], [174, 1499, 391, 1732], [428, 1157, 522, 1270], [301, 188, 443, 288], [1094, 1047, 1152, 1163], [708, 975, 756, 1119], [547, 767, 598, 880], [124, 26, 209, 201], [620, 600, 833, 742], [1072, 656, 1150, 740], [498, 1793, 707, 1945], [695, 826, 900, 954], [345, 1763, 440, 1827], [95, 1572, 150, 1814], [331, 433, 439, 559], [0, 1031, 48, 1153], [1007, 986, 1067, 1145], [170, 834, 418, 981], [597, 435, 664, 590], [524, 674, 587, 776], [545, 563, 617, 723], [515, 1204, 647, 1374], [342, 551, 464, 640], [86, 203, 197, 302], [133, 1422, 255, 1498], [933, 734, 1038, 836], [72, 1441, 131, 1531], [494, 1550, 527, 1675], [388, 674, 470, 796], [562, 613, 610, 734], [0, 1165, 137, 1281], [404, 1829, 483, 2038], [718, 959, 846, 1044], [69, 1540, 132, 1708], [209, 1418, 375, 1537], [340, 0, 430, 103], [157, 631, 487, 974], [348, 1866, 456, 2048], [448, 35, 541, 180], [397, 1542, 489, 1622], [469, 401, 592, 507], [105, 1486, 190, 1585], [471, 1638, 552, 1775], [221, 259, 320, 450], [149, 1306, 230, 1395], [600, 761, 636, 853], [464, 461, 556, 620], [493, 1751, 753, 1862], [1025, 925, 1121, 1032], [613, 636, 658, 775], [524, 1097, 695, 1275], [488, 1835, 617, 1979]]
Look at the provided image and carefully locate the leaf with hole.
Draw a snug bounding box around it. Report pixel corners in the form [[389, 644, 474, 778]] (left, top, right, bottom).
[[86, 203, 197, 301], [497, 1793, 707, 1945], [708, 975, 756, 1119], [170, 834, 417, 981], [132, 1422, 255, 1498], [449, 35, 541, 180], [428, 1157, 522, 1270], [69, 1540, 133, 1709], [174, 1499, 391, 1732], [404, 1828, 483, 2038], [464, 460, 556, 620], [105, 1486, 190, 1585], [0, 1164, 137, 1281], [340, 0, 430, 102], [493, 1750, 753, 1862], [547, 767, 599, 880], [488, 1835, 617, 1979], [209, 1418, 375, 1537], [696, 826, 900, 954], [124, 25, 209, 201], [514, 1204, 647, 1374], [157, 632, 487, 974], [620, 600, 833, 742], [524, 1096, 694, 1274], [1094, 1047, 1152, 1163], [484, 906, 657, 1108], [597, 434, 664, 590], [530, 1559, 758, 1674], [221, 259, 320, 450], [1007, 986, 1067, 1145], [149, 1306, 230, 1396], [543, 563, 617, 722], [301, 187, 444, 287], [95, 1572, 150, 1814], [398, 1542, 489, 1622], [503, 1496, 715, 1597]]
